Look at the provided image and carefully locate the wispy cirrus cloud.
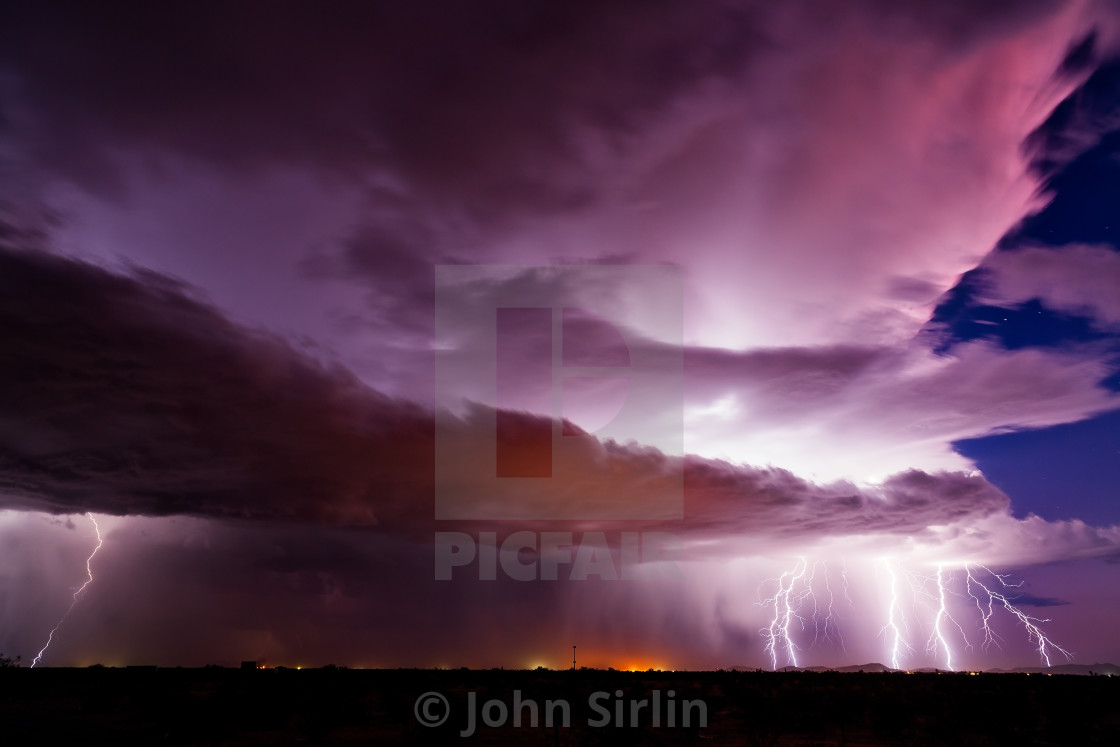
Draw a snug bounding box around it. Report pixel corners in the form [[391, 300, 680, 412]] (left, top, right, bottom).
[[979, 243, 1120, 329]]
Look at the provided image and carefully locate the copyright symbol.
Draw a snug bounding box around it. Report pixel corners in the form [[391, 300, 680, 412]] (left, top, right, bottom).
[[414, 691, 450, 727]]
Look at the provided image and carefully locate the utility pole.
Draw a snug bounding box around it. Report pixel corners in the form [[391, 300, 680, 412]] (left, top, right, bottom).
[[572, 645, 576, 671]]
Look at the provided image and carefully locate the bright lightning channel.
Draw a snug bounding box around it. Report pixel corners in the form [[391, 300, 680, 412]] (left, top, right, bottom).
[[758, 559, 848, 670], [759, 558, 807, 669], [30, 513, 104, 668], [928, 565, 956, 670], [880, 560, 911, 670], [759, 558, 1071, 672], [962, 563, 1072, 668]]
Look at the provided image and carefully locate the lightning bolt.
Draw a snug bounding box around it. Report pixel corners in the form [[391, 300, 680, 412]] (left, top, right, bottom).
[[753, 558, 1072, 672], [818, 561, 845, 652], [759, 558, 807, 669], [30, 513, 103, 668], [758, 559, 850, 670], [880, 560, 912, 670], [839, 559, 853, 609], [926, 564, 965, 671], [963, 564, 1072, 668], [965, 564, 1002, 652]]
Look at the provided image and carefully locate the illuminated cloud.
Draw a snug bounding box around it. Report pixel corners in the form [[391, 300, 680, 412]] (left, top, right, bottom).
[[683, 338, 1120, 480], [2, 243, 1116, 572], [2, 0, 1120, 670], [980, 243, 1120, 328]]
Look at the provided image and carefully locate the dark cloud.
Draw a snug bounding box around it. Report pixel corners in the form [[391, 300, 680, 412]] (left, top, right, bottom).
[[0, 242, 435, 526], [0, 0, 1075, 217], [0, 242, 1008, 544], [298, 214, 462, 350], [0, 201, 56, 252], [0, 0, 766, 217], [680, 462, 1008, 542], [1010, 593, 1071, 608], [1057, 30, 1099, 78]]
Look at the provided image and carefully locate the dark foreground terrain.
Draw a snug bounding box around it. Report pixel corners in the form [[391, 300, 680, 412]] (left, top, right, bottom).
[[0, 667, 1116, 745]]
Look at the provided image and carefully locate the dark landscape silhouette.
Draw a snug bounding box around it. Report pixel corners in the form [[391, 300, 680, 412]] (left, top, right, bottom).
[[2, 663, 1117, 745]]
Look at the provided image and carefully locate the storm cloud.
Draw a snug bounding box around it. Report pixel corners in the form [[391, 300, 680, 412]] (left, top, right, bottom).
[[0, 243, 1012, 543], [3, 0, 1120, 670]]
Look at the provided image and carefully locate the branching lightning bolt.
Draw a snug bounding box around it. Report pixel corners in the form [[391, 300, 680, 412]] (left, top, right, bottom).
[[963, 563, 1072, 667], [759, 558, 807, 669], [30, 513, 103, 668], [754, 557, 1072, 672], [758, 559, 848, 670]]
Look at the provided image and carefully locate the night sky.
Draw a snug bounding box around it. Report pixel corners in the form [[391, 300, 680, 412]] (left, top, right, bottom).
[[2, 1, 1120, 672]]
